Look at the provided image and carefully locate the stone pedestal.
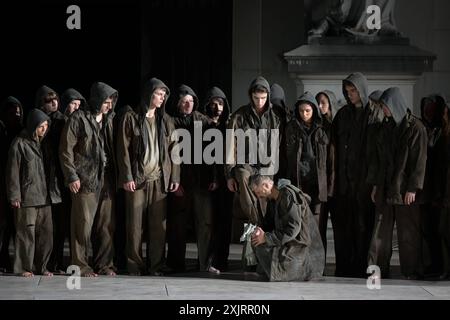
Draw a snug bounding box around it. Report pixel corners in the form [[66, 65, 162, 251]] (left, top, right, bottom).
[[283, 39, 436, 113]]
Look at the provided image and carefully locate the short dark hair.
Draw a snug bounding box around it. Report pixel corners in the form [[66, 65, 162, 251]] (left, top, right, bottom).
[[251, 85, 268, 94], [43, 91, 58, 104], [210, 97, 224, 104], [155, 87, 167, 93], [249, 174, 272, 189]]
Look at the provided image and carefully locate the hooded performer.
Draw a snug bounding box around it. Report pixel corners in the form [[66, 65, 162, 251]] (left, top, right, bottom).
[[6, 109, 53, 277], [117, 77, 179, 276], [249, 175, 325, 281], [368, 87, 427, 279], [330, 72, 375, 278], [60, 82, 118, 277], [286, 92, 329, 260], [166, 84, 216, 273]]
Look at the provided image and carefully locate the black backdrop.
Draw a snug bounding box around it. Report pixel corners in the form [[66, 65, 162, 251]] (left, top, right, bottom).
[[0, 0, 232, 114], [141, 0, 232, 110]]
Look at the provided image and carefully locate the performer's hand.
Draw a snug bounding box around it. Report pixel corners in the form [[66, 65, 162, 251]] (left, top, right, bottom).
[[11, 200, 20, 209], [251, 227, 266, 246], [69, 180, 81, 194], [404, 192, 416, 205], [123, 181, 136, 192], [208, 182, 219, 192], [371, 186, 377, 203], [170, 182, 180, 193], [227, 178, 238, 192]]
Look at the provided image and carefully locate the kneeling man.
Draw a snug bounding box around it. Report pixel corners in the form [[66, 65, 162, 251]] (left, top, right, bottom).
[[249, 175, 325, 281]]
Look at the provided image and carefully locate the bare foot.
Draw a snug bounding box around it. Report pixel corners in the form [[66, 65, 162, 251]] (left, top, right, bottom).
[[53, 269, 66, 275], [21, 272, 34, 277], [208, 266, 221, 275], [42, 271, 53, 277], [98, 269, 117, 276], [83, 272, 98, 277]]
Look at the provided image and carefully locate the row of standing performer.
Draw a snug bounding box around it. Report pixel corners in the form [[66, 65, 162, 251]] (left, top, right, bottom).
[[0, 73, 449, 280]]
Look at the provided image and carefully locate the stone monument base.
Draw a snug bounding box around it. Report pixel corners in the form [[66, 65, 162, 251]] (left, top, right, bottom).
[[284, 40, 436, 113]]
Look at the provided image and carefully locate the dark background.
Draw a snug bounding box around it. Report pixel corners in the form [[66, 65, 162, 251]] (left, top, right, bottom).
[[0, 0, 232, 113]]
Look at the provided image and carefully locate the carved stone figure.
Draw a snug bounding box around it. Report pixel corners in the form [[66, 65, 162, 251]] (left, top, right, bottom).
[[308, 0, 400, 41]]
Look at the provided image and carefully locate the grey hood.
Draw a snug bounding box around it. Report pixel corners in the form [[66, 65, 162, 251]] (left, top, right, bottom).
[[293, 91, 321, 124], [60, 88, 87, 115], [138, 77, 170, 116], [420, 93, 447, 128], [277, 178, 291, 190], [26, 108, 50, 140], [171, 84, 199, 116], [369, 90, 383, 102], [270, 83, 287, 110], [248, 76, 271, 110], [380, 87, 409, 125], [342, 72, 369, 107], [316, 90, 338, 119], [88, 82, 118, 115], [277, 178, 312, 203], [200, 86, 230, 121], [35, 85, 59, 109], [0, 96, 24, 126]]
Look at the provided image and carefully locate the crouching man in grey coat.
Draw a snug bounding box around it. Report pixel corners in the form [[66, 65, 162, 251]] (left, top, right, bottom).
[[249, 175, 325, 281]]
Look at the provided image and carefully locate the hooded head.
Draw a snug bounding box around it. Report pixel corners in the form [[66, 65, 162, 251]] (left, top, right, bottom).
[[294, 92, 321, 125], [200, 86, 230, 122], [88, 82, 118, 116], [36, 85, 59, 114], [248, 76, 271, 112], [315, 90, 338, 120], [60, 88, 87, 116], [380, 87, 409, 125], [342, 72, 369, 107], [270, 83, 286, 111], [26, 108, 50, 142], [139, 77, 170, 116], [173, 84, 199, 116], [0, 96, 23, 129], [369, 90, 383, 104], [420, 94, 447, 128]]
